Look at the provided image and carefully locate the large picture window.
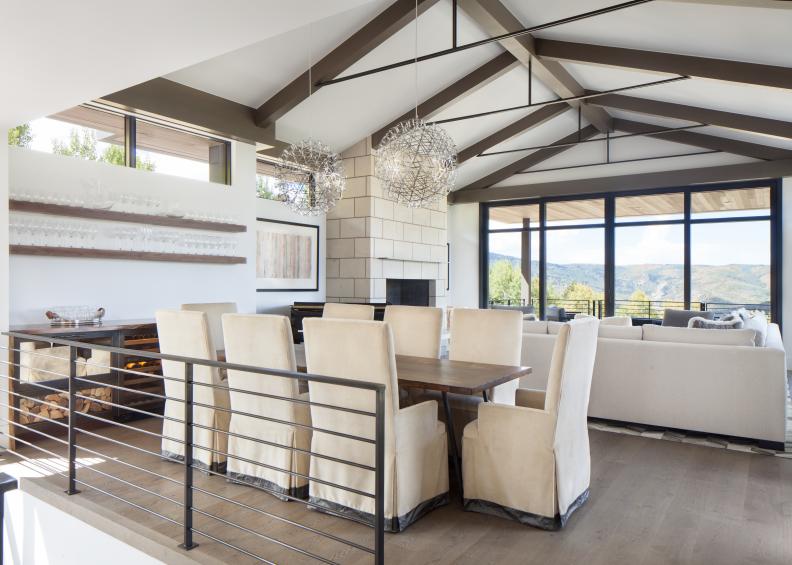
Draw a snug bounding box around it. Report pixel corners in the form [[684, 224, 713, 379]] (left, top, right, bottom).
[[482, 181, 780, 322]]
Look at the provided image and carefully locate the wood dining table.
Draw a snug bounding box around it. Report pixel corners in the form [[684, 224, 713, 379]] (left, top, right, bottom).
[[218, 344, 532, 496]]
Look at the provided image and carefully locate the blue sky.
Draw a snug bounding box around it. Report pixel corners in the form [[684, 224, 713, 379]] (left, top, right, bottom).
[[490, 221, 770, 266]]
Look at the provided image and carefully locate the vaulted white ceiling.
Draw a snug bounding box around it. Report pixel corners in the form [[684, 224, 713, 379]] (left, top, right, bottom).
[[0, 0, 382, 128], [59, 0, 792, 194]]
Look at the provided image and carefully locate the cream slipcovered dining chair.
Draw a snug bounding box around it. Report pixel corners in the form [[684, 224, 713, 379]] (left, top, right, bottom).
[[449, 308, 523, 403], [322, 302, 375, 321], [156, 310, 231, 472], [181, 302, 238, 353], [462, 317, 600, 530], [303, 318, 449, 532], [383, 305, 443, 358], [222, 314, 311, 499], [444, 308, 523, 445]]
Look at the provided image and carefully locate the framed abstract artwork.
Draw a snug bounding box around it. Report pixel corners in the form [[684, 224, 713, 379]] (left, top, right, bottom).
[[255, 218, 319, 292]]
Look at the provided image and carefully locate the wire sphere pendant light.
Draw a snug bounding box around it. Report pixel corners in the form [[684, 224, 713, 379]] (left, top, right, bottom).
[[376, 118, 457, 207], [277, 23, 345, 216], [276, 139, 345, 215], [375, 0, 457, 207]]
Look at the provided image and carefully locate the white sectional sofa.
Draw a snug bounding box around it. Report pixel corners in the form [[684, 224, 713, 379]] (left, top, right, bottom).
[[520, 320, 788, 446]]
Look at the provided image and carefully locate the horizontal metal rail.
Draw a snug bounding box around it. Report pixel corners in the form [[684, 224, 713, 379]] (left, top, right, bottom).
[[192, 506, 338, 565], [6, 331, 384, 391], [2, 331, 386, 564]]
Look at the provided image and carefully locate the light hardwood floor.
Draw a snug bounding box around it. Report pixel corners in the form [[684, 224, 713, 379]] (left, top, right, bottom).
[[5, 417, 792, 565]]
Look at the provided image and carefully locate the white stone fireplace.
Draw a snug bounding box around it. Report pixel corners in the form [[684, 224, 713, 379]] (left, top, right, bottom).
[[325, 137, 447, 308]]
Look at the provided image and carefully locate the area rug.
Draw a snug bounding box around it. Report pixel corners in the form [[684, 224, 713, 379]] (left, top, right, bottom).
[[588, 377, 792, 458]]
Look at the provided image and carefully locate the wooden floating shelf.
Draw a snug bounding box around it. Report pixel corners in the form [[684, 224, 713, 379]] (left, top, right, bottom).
[[10, 200, 247, 233], [10, 245, 246, 264]]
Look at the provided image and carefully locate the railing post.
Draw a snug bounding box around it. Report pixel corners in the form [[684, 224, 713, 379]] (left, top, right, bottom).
[[374, 386, 385, 565], [180, 363, 198, 550], [65, 345, 80, 495]]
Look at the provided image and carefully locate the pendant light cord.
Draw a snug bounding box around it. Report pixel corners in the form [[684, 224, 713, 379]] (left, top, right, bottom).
[[414, 0, 418, 120]]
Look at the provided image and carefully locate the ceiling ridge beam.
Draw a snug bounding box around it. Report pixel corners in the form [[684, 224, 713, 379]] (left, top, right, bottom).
[[535, 39, 792, 90], [254, 0, 441, 128], [457, 103, 569, 163], [588, 92, 792, 139], [371, 51, 518, 147], [458, 124, 600, 191], [458, 0, 612, 133], [450, 158, 792, 204], [614, 118, 792, 160]]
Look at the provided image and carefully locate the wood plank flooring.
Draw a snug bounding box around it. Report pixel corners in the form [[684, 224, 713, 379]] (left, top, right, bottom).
[[4, 417, 792, 565]]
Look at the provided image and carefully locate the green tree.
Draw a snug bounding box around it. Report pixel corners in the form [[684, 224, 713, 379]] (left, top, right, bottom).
[[52, 127, 155, 171], [8, 124, 33, 147], [53, 129, 98, 160], [100, 143, 155, 171], [628, 289, 650, 303], [257, 174, 284, 201], [562, 281, 603, 301], [489, 260, 522, 304], [530, 276, 562, 306]]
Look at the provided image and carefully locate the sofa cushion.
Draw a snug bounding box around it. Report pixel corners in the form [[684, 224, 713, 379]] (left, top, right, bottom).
[[662, 309, 714, 327], [523, 320, 548, 334], [493, 303, 535, 315], [687, 316, 744, 330], [642, 324, 756, 346], [601, 316, 632, 327], [548, 321, 564, 335], [736, 309, 768, 347], [598, 325, 642, 340]]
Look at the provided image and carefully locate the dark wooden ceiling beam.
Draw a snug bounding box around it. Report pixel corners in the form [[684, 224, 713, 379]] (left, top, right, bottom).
[[450, 158, 792, 203], [371, 51, 518, 147], [589, 93, 792, 139], [102, 78, 284, 151], [614, 118, 792, 160], [457, 103, 569, 163], [254, 0, 441, 128], [458, 0, 612, 133], [459, 124, 600, 191], [536, 39, 792, 90]]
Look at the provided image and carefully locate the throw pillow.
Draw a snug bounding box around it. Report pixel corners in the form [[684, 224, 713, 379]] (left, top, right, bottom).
[[736, 308, 768, 347], [662, 308, 714, 327], [687, 316, 744, 330]]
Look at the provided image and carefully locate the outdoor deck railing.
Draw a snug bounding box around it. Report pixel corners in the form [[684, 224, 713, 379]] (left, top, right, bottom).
[[0, 331, 387, 565], [490, 298, 771, 321]]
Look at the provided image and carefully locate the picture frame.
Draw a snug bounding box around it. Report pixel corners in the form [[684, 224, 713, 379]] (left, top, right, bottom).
[[255, 218, 320, 292]]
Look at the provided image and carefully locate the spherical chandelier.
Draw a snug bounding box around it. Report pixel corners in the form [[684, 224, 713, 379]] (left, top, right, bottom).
[[276, 139, 345, 216], [375, 118, 457, 208]]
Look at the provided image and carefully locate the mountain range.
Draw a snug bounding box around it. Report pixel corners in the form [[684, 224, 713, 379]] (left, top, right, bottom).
[[489, 252, 770, 304]]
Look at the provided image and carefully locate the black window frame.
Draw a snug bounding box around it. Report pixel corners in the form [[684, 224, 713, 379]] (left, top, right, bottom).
[[52, 103, 233, 185], [480, 179, 782, 326]]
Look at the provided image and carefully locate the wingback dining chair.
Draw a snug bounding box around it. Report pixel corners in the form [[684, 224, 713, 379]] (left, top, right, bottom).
[[322, 302, 375, 320], [384, 305, 443, 358], [462, 317, 600, 530], [156, 309, 231, 472], [221, 313, 311, 499], [443, 308, 523, 445], [181, 302, 238, 354], [302, 318, 449, 532], [449, 308, 523, 403]]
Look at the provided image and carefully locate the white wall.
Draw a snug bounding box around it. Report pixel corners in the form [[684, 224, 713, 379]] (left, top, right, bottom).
[[783, 177, 791, 362], [447, 202, 479, 308], [1, 140, 9, 446], [7, 144, 261, 324], [7, 144, 326, 325], [254, 198, 326, 315], [3, 490, 163, 565]]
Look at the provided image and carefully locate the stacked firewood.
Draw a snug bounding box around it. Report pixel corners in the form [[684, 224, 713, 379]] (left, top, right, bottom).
[[18, 387, 112, 424]]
